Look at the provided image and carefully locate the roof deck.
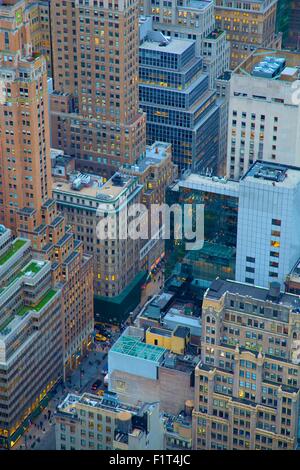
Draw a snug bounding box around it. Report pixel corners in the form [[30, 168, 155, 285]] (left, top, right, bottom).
[[242, 161, 300, 188], [0, 239, 27, 266], [111, 334, 166, 362], [236, 49, 300, 82]]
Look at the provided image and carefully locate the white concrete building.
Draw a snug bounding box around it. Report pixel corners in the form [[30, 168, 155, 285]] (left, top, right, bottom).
[[236, 161, 300, 289], [227, 49, 300, 180]]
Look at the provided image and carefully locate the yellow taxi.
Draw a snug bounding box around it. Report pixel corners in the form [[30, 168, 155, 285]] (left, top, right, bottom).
[[95, 333, 107, 342]]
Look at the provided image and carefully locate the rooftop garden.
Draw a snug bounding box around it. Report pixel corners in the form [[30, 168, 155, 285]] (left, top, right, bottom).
[[16, 289, 58, 317], [0, 239, 27, 266], [21, 261, 44, 275], [206, 29, 224, 40]]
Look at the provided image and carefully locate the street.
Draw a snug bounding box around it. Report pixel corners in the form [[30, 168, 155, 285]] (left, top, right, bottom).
[[13, 347, 111, 451], [12, 275, 159, 451]]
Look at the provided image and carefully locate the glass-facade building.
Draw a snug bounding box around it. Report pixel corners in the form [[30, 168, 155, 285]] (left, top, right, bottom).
[[139, 35, 220, 173], [166, 175, 239, 292]]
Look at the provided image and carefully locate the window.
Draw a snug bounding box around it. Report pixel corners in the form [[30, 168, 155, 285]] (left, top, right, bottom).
[[272, 219, 281, 227]]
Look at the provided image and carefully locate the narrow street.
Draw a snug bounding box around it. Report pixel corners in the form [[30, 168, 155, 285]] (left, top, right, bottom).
[[12, 275, 159, 451], [12, 348, 110, 451]]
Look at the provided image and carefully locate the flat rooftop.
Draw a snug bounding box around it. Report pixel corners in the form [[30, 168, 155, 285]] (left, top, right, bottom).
[[0, 238, 28, 266], [151, 292, 174, 309], [140, 37, 194, 55], [111, 335, 166, 363], [148, 326, 172, 338], [176, 172, 239, 197], [206, 279, 300, 311], [183, 0, 213, 10], [236, 49, 300, 82], [242, 161, 300, 188], [123, 142, 171, 174], [0, 225, 8, 237], [53, 172, 137, 202], [57, 392, 140, 416], [164, 311, 201, 330]]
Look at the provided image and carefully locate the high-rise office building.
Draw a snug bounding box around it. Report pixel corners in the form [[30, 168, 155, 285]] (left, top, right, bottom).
[[139, 30, 221, 172], [215, 0, 281, 69], [168, 160, 300, 292], [276, 0, 292, 47], [27, 0, 52, 76], [235, 161, 300, 290], [0, 225, 63, 449], [215, 70, 232, 175], [288, 0, 300, 49], [50, 0, 146, 178], [55, 391, 164, 450], [193, 278, 300, 450], [167, 172, 239, 293], [52, 141, 177, 324], [0, 0, 94, 374], [16, 199, 94, 376], [139, 0, 230, 88], [53, 171, 145, 324], [121, 141, 178, 272], [0, 0, 53, 233], [226, 49, 300, 180], [276, 0, 300, 50]]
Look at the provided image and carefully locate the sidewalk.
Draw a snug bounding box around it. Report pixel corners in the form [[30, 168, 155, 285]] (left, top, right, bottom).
[[13, 349, 107, 450]]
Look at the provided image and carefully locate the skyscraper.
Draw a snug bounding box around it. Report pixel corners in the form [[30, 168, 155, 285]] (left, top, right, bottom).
[[139, 0, 230, 88], [0, 0, 52, 233], [276, 0, 300, 50], [193, 278, 300, 450], [0, 0, 94, 375], [139, 29, 221, 172], [0, 226, 63, 449], [235, 161, 300, 290], [215, 0, 281, 69], [226, 49, 300, 180], [50, 0, 146, 178]]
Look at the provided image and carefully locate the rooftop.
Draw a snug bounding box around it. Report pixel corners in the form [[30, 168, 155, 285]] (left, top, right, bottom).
[[111, 334, 166, 363], [163, 310, 201, 332], [177, 172, 239, 197], [174, 326, 190, 338], [206, 29, 225, 40], [0, 288, 59, 339], [0, 225, 8, 237], [57, 392, 141, 417], [15, 289, 58, 317], [0, 239, 28, 266], [122, 142, 172, 174], [236, 49, 300, 82], [53, 172, 138, 202], [148, 326, 172, 338], [140, 37, 194, 55], [242, 161, 300, 188], [182, 0, 213, 10], [206, 279, 300, 312]]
